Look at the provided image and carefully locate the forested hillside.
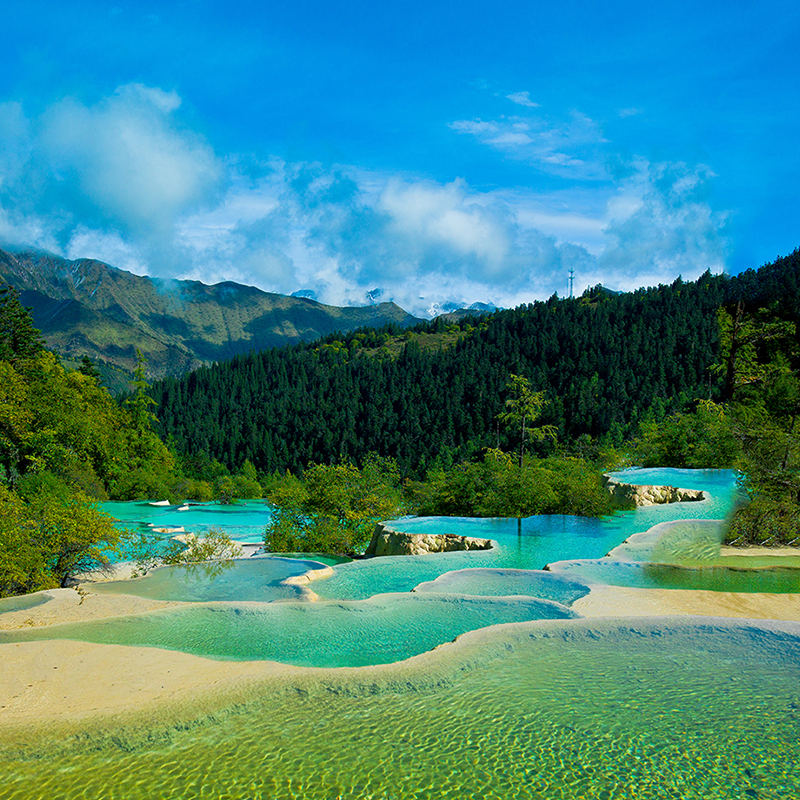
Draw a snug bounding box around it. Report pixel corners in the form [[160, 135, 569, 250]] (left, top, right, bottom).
[[152, 253, 800, 476]]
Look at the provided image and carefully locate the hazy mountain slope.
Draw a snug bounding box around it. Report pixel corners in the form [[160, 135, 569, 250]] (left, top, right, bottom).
[[0, 249, 421, 381]]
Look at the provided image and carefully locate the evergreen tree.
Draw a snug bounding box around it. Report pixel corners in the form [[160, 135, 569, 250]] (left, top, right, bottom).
[[0, 284, 44, 362], [497, 374, 557, 466]]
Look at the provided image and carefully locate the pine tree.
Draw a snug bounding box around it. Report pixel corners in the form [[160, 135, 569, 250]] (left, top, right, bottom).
[[0, 284, 45, 362]]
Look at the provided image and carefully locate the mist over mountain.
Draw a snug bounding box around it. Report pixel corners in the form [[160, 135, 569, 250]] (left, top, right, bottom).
[[0, 248, 422, 387]]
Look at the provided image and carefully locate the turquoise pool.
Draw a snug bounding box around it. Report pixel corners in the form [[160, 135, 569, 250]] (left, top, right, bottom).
[[94, 556, 330, 602], [7, 466, 755, 667], [101, 498, 274, 544], [0, 593, 578, 667]]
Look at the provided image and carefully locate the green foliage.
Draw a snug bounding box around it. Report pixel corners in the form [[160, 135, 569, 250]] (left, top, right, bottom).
[[264, 457, 406, 555], [215, 475, 237, 504], [0, 481, 122, 596], [726, 496, 800, 547], [417, 450, 616, 518], [124, 349, 159, 433], [126, 527, 242, 578], [113, 468, 177, 502], [0, 347, 176, 499], [709, 290, 800, 546], [632, 400, 740, 468], [715, 302, 796, 402], [725, 413, 800, 546], [0, 300, 187, 596], [163, 529, 242, 564], [232, 459, 263, 499], [154, 261, 745, 477], [564, 435, 632, 471], [0, 487, 52, 596], [78, 355, 101, 380], [497, 374, 558, 465], [736, 416, 800, 501], [170, 477, 214, 502], [0, 284, 45, 363]]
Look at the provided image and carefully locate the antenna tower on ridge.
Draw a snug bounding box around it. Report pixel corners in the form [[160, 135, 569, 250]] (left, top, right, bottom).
[[568, 268, 575, 299]]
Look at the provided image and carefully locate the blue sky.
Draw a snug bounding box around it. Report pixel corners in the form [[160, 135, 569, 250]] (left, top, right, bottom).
[[1, 1, 799, 315]]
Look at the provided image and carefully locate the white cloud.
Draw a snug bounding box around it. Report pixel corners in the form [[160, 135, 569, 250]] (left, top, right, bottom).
[[515, 208, 606, 253], [450, 119, 497, 136], [378, 178, 510, 274], [598, 160, 727, 290], [65, 226, 149, 275], [450, 110, 609, 179], [38, 83, 221, 238], [489, 131, 533, 147], [0, 85, 729, 318], [507, 91, 540, 108]]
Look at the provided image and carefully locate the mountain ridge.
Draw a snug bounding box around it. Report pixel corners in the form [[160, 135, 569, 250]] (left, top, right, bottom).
[[0, 248, 422, 385]]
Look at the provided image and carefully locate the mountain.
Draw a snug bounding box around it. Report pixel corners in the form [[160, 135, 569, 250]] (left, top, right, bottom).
[[0, 248, 422, 387]]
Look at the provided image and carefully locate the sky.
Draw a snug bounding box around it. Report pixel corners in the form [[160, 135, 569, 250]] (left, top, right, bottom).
[[1, 1, 799, 317]]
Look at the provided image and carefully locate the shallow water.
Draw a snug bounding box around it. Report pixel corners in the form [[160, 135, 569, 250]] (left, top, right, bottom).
[[94, 556, 329, 602], [52, 467, 764, 666], [0, 592, 49, 614], [314, 469, 741, 600], [102, 499, 274, 544], [413, 567, 591, 603], [550, 558, 800, 593], [81, 468, 750, 658], [3, 470, 800, 799], [0, 593, 576, 667], [3, 619, 800, 800]]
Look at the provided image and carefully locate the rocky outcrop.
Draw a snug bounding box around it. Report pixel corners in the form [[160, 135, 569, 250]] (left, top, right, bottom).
[[602, 476, 705, 507], [364, 522, 493, 556]]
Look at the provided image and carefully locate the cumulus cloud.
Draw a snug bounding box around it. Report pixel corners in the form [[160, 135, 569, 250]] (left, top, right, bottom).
[[378, 179, 511, 276], [0, 84, 729, 317], [65, 226, 148, 275], [0, 83, 221, 268], [39, 84, 220, 237], [597, 160, 728, 290]]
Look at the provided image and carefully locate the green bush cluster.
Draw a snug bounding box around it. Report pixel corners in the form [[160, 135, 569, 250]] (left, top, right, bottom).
[[264, 457, 406, 555], [632, 400, 739, 469], [726, 497, 800, 547], [416, 449, 616, 518], [0, 479, 121, 597], [125, 527, 242, 579]]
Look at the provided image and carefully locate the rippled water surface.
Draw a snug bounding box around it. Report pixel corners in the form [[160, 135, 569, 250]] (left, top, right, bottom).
[[3, 620, 800, 800]]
